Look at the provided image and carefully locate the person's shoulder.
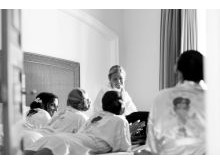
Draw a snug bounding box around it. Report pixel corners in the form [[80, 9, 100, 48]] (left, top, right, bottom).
[[35, 108, 50, 117], [151, 87, 178, 108], [76, 111, 89, 120], [109, 114, 128, 124], [154, 87, 174, 99], [68, 109, 85, 117], [27, 108, 51, 128]]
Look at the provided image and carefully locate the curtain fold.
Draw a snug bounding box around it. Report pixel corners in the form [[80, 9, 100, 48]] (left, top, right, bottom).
[[160, 9, 181, 89], [159, 9, 198, 90], [181, 9, 198, 53]]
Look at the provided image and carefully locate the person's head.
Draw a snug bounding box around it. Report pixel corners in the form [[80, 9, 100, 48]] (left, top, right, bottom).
[[29, 92, 59, 117], [177, 50, 204, 83], [108, 65, 126, 90], [67, 88, 91, 111], [102, 90, 125, 115]]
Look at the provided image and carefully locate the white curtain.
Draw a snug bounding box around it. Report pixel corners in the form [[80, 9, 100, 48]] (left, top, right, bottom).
[[181, 9, 198, 53], [160, 9, 198, 90], [160, 9, 181, 89]]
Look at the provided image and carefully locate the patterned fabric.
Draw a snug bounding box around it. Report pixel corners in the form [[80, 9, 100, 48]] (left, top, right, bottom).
[[145, 81, 206, 154]]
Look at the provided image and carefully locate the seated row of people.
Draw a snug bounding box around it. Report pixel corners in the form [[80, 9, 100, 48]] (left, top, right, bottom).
[[22, 88, 91, 149], [24, 90, 131, 154], [22, 49, 206, 155], [22, 63, 144, 151]]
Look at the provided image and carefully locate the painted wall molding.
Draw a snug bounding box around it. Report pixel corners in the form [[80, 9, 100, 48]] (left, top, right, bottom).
[[59, 9, 119, 65]]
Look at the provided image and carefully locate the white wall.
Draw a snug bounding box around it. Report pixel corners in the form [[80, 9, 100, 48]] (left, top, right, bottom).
[[122, 9, 161, 111], [197, 9, 207, 56], [83, 9, 161, 111], [206, 9, 220, 154], [1, 9, 161, 116], [82, 9, 125, 69], [21, 9, 119, 116]]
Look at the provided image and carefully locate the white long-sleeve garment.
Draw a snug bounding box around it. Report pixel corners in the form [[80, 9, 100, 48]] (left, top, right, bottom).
[[24, 108, 51, 129], [93, 84, 137, 116], [145, 81, 206, 155], [23, 107, 88, 149], [45, 106, 89, 133], [26, 111, 131, 155]]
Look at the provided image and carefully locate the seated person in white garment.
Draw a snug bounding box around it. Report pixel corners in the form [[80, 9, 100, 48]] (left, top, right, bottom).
[[22, 88, 90, 149], [23, 90, 131, 155], [43, 88, 90, 134], [136, 50, 206, 155], [93, 65, 137, 116], [24, 92, 59, 129]]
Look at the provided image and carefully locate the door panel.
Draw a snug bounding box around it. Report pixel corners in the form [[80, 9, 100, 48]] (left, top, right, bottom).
[[1, 9, 24, 155]]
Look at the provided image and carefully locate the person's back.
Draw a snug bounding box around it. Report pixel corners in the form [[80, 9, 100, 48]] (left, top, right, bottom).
[[78, 110, 131, 154], [146, 81, 205, 154], [144, 50, 206, 155], [25, 108, 51, 129], [48, 108, 88, 133]]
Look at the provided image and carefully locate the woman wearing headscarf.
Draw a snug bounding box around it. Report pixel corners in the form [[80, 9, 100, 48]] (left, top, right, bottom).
[[93, 65, 137, 116]]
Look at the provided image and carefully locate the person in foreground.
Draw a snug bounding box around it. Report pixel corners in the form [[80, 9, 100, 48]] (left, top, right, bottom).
[[136, 50, 206, 155], [23, 90, 131, 155]]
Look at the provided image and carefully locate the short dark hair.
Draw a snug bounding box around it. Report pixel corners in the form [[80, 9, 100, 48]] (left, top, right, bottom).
[[102, 90, 123, 115], [177, 50, 204, 82]]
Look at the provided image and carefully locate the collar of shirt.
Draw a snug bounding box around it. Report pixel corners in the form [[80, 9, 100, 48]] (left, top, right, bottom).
[[65, 106, 81, 114], [176, 80, 206, 91]]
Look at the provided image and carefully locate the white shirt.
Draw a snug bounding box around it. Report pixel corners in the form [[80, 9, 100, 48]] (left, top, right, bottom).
[[24, 108, 51, 129], [145, 81, 206, 155], [23, 107, 88, 149], [45, 106, 89, 133], [26, 111, 131, 155], [93, 84, 137, 116]]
